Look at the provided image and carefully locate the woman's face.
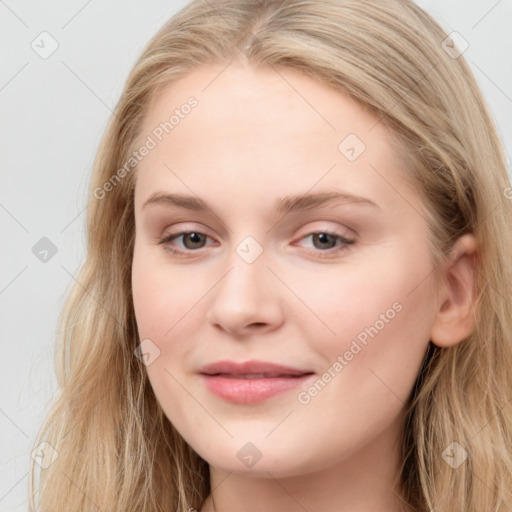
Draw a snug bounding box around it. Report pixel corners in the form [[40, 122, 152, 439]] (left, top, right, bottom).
[[131, 62, 440, 478]]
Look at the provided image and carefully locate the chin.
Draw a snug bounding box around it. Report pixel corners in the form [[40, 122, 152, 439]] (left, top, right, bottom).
[[192, 438, 317, 479]]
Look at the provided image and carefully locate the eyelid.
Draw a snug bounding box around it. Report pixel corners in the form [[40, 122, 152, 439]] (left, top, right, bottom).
[[294, 220, 356, 239], [157, 222, 214, 240], [157, 221, 353, 243]]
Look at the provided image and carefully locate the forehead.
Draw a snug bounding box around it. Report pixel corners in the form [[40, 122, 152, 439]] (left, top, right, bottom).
[[133, 62, 411, 216], [139, 62, 392, 147]]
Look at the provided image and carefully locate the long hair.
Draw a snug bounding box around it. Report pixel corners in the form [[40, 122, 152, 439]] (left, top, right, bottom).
[[29, 1, 512, 510]]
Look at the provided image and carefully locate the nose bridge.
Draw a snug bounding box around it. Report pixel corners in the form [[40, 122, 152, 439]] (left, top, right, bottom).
[[217, 238, 268, 307], [206, 235, 282, 334]]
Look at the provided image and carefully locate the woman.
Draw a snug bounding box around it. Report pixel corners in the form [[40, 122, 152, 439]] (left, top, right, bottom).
[[29, 1, 512, 511]]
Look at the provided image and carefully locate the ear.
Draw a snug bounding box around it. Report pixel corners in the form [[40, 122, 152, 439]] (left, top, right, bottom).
[[430, 233, 480, 348]]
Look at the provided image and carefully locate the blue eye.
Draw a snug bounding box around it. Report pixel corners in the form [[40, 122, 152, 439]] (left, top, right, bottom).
[[157, 229, 355, 258]]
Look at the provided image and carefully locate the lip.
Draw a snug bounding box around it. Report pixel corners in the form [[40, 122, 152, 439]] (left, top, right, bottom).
[[198, 359, 315, 403], [199, 359, 312, 377]]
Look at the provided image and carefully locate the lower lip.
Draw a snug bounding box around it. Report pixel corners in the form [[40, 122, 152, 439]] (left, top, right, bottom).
[[199, 373, 315, 403]]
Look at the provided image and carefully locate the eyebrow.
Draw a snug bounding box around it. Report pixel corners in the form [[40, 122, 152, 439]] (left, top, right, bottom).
[[142, 189, 379, 214]]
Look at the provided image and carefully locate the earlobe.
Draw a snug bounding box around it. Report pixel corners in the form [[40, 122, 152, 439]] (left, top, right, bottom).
[[430, 233, 480, 348]]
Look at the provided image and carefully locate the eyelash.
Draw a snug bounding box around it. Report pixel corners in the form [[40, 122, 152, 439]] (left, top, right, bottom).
[[157, 229, 355, 258]]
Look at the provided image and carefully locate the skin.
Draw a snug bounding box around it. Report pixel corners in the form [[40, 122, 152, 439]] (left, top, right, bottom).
[[131, 61, 478, 512]]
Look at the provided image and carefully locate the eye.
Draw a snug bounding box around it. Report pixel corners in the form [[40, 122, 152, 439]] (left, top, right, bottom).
[[157, 229, 355, 258], [157, 231, 215, 256], [296, 230, 355, 257]]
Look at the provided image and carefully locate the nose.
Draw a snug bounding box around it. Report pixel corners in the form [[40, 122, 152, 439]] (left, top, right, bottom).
[[206, 253, 284, 336]]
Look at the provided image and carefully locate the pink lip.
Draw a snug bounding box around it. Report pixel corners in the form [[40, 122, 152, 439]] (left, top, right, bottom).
[[200, 374, 315, 403], [198, 359, 315, 403]]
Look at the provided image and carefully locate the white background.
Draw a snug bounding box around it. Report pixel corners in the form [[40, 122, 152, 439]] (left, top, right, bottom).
[[1, 1, 511, 510]]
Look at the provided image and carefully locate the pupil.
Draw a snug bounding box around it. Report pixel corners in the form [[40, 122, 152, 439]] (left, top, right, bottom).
[[185, 232, 204, 248], [314, 233, 335, 249]]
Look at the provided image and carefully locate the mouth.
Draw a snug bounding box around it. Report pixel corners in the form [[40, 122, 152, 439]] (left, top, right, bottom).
[[198, 359, 315, 403], [206, 372, 312, 379], [199, 371, 315, 403], [199, 359, 313, 377]]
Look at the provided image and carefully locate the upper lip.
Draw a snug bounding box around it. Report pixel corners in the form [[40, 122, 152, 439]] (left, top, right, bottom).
[[199, 359, 313, 377]]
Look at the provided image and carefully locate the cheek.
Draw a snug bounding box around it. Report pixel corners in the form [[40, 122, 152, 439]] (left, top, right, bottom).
[[131, 243, 203, 341], [292, 258, 434, 344], [131, 249, 203, 420], [131, 243, 220, 401], [290, 253, 436, 398], [286, 260, 435, 457], [132, 257, 169, 341]]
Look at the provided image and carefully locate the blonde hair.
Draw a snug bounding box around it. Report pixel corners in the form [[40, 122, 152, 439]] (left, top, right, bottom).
[[29, 0, 512, 510]]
